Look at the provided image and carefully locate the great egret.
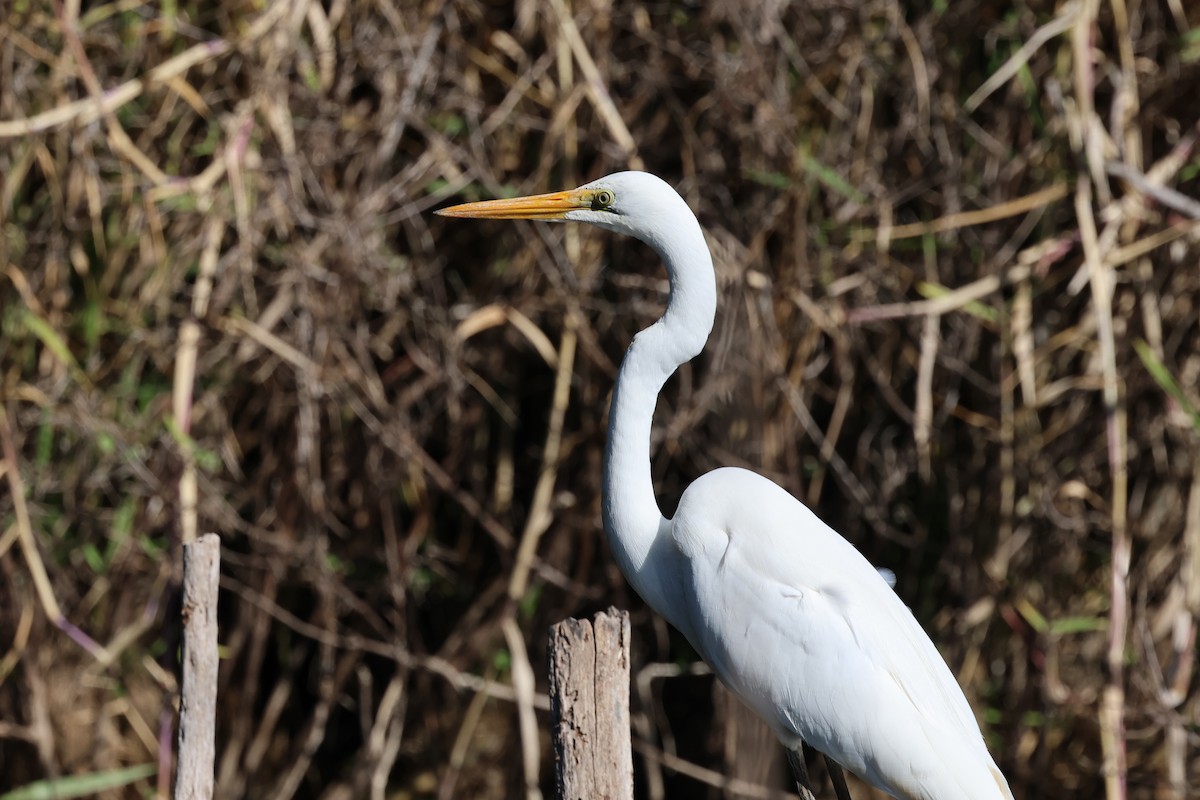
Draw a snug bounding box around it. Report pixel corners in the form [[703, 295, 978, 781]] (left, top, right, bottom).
[[438, 171, 1012, 800]]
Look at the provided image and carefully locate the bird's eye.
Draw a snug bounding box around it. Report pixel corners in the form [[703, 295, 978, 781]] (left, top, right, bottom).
[[592, 190, 615, 210]]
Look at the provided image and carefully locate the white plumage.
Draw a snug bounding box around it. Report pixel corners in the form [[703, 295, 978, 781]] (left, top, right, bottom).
[[439, 171, 1012, 799]]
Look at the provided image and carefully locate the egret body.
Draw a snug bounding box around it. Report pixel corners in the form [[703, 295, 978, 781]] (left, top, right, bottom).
[[438, 171, 1012, 800]]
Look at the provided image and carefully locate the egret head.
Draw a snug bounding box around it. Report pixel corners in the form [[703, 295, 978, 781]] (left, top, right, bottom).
[[436, 171, 697, 248]]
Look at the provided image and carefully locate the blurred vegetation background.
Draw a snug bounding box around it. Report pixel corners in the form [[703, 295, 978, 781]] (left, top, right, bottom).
[[2, 0, 1200, 798]]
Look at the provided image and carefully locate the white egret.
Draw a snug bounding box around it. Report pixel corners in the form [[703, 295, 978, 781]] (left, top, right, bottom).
[[438, 171, 1012, 800]]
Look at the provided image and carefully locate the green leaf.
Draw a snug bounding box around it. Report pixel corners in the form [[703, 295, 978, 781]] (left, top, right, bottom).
[[139, 534, 164, 560], [0, 764, 156, 800], [80, 300, 104, 353], [1014, 598, 1048, 634], [106, 497, 137, 567], [325, 553, 348, 575], [36, 411, 54, 467], [797, 149, 867, 203], [190, 120, 222, 157], [1049, 616, 1106, 635], [163, 415, 192, 450], [1021, 710, 1046, 727], [1134, 339, 1200, 432], [1180, 156, 1200, 183], [113, 497, 136, 540], [1182, 26, 1200, 63], [164, 416, 223, 472], [916, 281, 999, 322], [430, 113, 465, 137], [519, 583, 542, 620], [22, 311, 82, 377], [82, 543, 105, 574], [301, 63, 322, 92], [742, 168, 792, 190]]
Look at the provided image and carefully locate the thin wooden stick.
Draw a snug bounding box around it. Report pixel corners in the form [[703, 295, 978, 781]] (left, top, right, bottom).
[[502, 617, 543, 800], [174, 533, 222, 800], [1078, 170, 1130, 800]]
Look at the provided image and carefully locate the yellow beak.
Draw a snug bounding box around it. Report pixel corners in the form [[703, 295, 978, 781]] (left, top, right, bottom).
[[435, 189, 583, 220]]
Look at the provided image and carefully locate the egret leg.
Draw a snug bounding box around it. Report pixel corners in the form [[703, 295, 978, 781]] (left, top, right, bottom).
[[787, 746, 855, 800], [786, 746, 818, 800], [823, 755, 854, 800]]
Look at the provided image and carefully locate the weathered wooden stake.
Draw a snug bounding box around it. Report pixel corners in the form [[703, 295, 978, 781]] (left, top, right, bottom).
[[174, 533, 221, 800], [548, 608, 633, 800]]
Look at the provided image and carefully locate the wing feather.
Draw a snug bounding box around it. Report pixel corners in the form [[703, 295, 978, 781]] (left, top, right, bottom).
[[671, 467, 1011, 799]]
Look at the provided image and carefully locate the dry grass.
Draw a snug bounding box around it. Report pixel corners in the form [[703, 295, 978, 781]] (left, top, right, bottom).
[[2, 0, 1199, 798]]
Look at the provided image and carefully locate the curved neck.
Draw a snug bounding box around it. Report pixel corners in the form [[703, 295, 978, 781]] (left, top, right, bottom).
[[601, 220, 716, 617]]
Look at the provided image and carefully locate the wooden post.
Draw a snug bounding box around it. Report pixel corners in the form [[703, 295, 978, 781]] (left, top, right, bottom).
[[548, 608, 633, 800], [174, 533, 221, 800]]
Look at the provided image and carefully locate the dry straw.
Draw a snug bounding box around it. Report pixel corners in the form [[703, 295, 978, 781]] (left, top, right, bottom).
[[1, 0, 1198, 798]]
